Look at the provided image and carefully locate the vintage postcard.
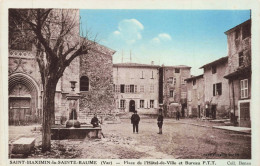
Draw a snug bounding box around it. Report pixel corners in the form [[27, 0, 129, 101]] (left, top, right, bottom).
[[1, 0, 260, 166]]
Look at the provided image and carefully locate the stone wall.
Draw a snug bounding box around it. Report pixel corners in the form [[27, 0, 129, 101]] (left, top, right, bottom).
[[79, 48, 115, 116], [162, 66, 191, 117], [227, 20, 251, 73], [186, 76, 204, 118]]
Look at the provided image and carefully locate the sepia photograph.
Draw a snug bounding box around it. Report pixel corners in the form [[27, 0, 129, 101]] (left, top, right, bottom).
[[6, 8, 253, 160], [1, 0, 259, 164]]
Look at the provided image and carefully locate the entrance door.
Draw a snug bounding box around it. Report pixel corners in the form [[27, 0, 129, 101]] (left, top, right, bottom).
[[129, 100, 135, 112], [240, 102, 250, 127], [211, 105, 217, 119], [9, 98, 31, 125]]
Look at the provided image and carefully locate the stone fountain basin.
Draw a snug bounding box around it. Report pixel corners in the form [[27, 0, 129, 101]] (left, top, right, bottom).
[[51, 125, 102, 140]]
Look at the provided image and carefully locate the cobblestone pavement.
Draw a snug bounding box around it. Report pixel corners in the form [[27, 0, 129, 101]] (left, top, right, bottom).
[[9, 118, 251, 159], [78, 118, 251, 159]]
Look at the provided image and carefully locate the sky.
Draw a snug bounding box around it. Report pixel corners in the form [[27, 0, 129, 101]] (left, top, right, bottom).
[[80, 10, 250, 75]]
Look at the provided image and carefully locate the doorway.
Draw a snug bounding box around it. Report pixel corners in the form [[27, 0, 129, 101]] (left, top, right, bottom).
[[211, 105, 217, 119], [129, 100, 135, 112]]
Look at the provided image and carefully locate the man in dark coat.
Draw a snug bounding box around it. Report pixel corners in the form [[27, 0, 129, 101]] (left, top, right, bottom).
[[157, 109, 163, 134], [131, 110, 140, 133], [176, 110, 180, 120], [91, 114, 100, 127]]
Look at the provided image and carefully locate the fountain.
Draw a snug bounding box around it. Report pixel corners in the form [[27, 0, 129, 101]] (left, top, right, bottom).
[[51, 81, 102, 140], [65, 81, 81, 128]]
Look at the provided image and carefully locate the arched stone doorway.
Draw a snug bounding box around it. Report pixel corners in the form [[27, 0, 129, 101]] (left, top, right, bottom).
[[9, 73, 40, 125], [129, 100, 135, 112]]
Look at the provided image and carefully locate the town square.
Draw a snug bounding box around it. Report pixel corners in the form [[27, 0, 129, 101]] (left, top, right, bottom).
[[4, 7, 254, 161]]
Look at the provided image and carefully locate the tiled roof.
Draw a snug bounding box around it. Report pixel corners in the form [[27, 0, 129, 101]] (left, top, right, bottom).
[[113, 63, 160, 68], [185, 74, 203, 82], [224, 19, 251, 35], [224, 66, 251, 79], [163, 65, 191, 69], [199, 56, 228, 69], [80, 37, 116, 56]]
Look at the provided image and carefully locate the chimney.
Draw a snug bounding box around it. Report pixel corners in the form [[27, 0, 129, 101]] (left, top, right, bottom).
[[151, 61, 154, 65]]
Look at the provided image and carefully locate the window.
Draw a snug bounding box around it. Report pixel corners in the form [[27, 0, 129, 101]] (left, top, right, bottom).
[[181, 77, 186, 85], [174, 78, 177, 85], [151, 71, 154, 79], [120, 84, 125, 93], [150, 100, 154, 108], [140, 100, 144, 108], [130, 85, 135, 93], [235, 29, 240, 39], [193, 79, 196, 86], [188, 91, 192, 101], [241, 79, 249, 99], [239, 52, 244, 66], [181, 92, 187, 99], [134, 85, 138, 93], [115, 85, 120, 93], [242, 24, 251, 39], [168, 77, 173, 84], [175, 68, 180, 73], [170, 90, 174, 97], [197, 92, 200, 99], [120, 100, 125, 108], [212, 66, 217, 74], [150, 84, 154, 93], [140, 85, 144, 93], [125, 85, 130, 93], [140, 71, 144, 79], [80, 76, 89, 91], [213, 83, 222, 96]]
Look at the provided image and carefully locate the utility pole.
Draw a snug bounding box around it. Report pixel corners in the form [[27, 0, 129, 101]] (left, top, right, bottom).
[[121, 50, 124, 63]]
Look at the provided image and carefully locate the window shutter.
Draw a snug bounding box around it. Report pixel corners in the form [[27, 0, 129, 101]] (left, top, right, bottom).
[[136, 100, 140, 109], [154, 100, 158, 108], [144, 100, 147, 108], [219, 83, 222, 95], [118, 100, 121, 108], [147, 100, 150, 108], [213, 84, 215, 96]]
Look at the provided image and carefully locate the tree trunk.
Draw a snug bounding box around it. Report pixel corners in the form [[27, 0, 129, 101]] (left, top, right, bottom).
[[41, 82, 56, 152]]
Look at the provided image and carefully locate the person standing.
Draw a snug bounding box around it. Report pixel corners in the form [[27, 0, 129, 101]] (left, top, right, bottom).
[[157, 109, 163, 134], [176, 110, 180, 120], [131, 110, 140, 134]]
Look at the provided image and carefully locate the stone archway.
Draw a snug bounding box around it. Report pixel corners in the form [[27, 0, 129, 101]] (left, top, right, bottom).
[[9, 73, 40, 125]]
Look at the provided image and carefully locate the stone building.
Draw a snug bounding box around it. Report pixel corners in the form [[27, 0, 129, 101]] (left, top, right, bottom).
[[113, 63, 160, 114], [8, 9, 115, 125], [199, 56, 230, 119], [224, 19, 251, 127], [185, 74, 204, 118], [159, 65, 191, 117]]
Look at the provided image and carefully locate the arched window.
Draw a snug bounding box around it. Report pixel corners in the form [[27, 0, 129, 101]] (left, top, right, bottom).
[[80, 76, 89, 91]]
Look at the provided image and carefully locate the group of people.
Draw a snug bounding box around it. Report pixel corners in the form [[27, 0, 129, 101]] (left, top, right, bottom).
[[131, 109, 167, 134], [91, 109, 180, 135]]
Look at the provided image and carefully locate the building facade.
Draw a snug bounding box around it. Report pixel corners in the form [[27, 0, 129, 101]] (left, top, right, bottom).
[[200, 57, 230, 119], [159, 65, 191, 117], [113, 63, 160, 114], [8, 9, 115, 125], [224, 19, 251, 127], [185, 74, 204, 118]]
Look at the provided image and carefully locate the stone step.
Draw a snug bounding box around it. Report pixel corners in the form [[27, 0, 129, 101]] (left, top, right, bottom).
[[11, 137, 36, 155]]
